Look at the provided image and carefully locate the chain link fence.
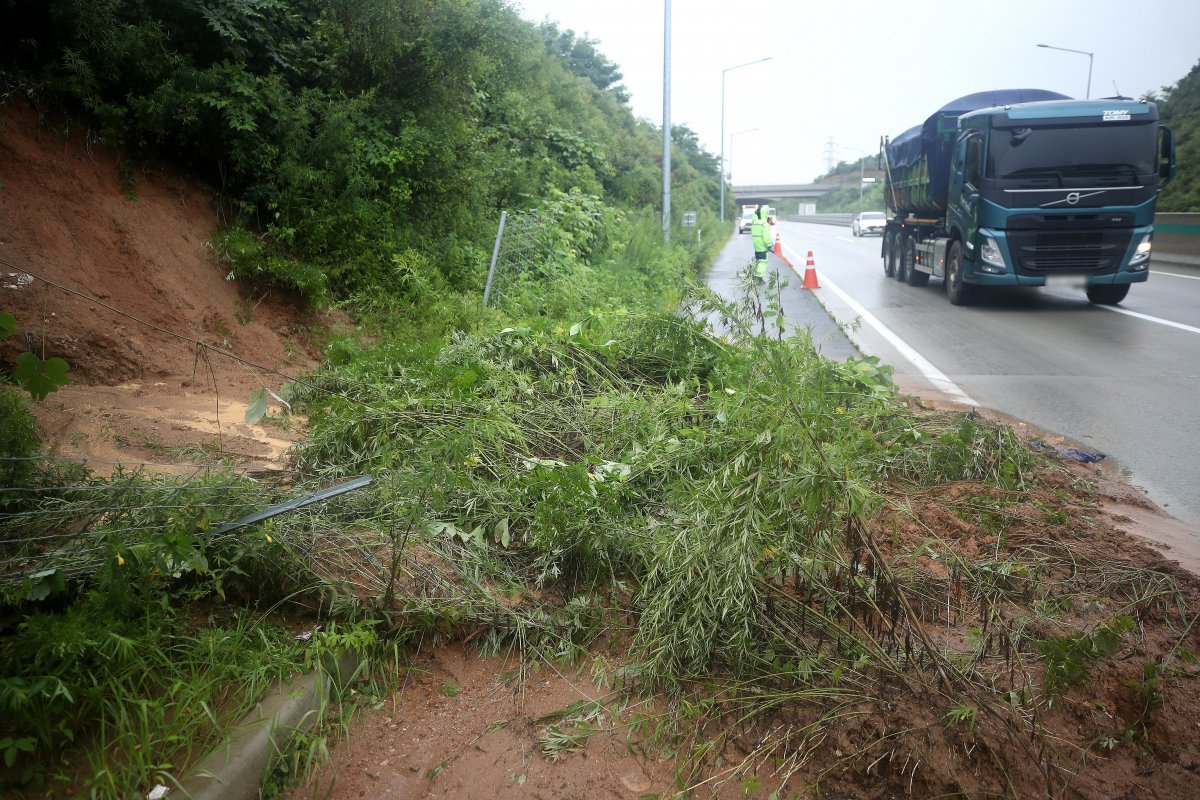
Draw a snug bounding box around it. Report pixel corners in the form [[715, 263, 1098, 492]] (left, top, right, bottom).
[[482, 209, 555, 309]]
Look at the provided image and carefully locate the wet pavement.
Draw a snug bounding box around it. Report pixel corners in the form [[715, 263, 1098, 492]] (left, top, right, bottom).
[[703, 229, 860, 362]]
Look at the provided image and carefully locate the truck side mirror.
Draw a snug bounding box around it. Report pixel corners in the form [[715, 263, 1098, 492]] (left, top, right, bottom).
[[1158, 126, 1176, 183]]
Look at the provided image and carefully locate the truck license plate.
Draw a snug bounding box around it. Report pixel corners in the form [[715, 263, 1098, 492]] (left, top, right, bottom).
[[1044, 275, 1086, 290]]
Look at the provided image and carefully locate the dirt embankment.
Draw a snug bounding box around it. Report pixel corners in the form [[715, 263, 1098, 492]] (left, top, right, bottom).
[[0, 100, 333, 470]]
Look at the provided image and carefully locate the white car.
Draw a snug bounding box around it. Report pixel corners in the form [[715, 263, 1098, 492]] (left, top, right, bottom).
[[851, 211, 886, 236], [738, 209, 755, 234]]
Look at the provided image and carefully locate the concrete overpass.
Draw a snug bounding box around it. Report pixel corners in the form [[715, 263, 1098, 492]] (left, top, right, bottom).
[[732, 183, 835, 206]]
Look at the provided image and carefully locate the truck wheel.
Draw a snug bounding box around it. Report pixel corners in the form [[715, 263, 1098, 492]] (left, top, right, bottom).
[[944, 240, 976, 306], [904, 238, 930, 286], [892, 235, 907, 282], [1086, 284, 1130, 305], [883, 232, 896, 277]]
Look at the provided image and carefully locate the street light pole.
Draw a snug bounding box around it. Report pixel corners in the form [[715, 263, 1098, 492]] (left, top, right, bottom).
[[662, 0, 671, 242], [1037, 43, 1094, 99], [859, 157, 864, 211], [719, 56, 772, 224], [836, 145, 869, 212]]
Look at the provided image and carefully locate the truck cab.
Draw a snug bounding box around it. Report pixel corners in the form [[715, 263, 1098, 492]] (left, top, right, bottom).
[[883, 93, 1175, 305]]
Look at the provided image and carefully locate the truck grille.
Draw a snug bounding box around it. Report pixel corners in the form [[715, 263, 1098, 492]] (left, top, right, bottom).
[[1007, 229, 1132, 275]]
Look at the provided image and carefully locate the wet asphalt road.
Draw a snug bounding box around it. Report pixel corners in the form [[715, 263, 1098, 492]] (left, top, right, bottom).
[[761, 219, 1200, 528], [704, 230, 859, 362]]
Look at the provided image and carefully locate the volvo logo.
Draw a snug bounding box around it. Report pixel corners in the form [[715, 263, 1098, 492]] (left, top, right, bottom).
[[1040, 189, 1108, 208]]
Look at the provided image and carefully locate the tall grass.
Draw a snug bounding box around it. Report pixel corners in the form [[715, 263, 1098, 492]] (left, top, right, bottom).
[[0, 467, 374, 796]]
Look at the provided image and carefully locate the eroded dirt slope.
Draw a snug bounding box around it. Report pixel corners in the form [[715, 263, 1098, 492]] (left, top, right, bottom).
[[0, 100, 329, 469]]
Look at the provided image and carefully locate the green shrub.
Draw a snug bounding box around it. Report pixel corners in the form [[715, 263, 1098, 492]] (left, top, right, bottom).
[[0, 383, 38, 490]]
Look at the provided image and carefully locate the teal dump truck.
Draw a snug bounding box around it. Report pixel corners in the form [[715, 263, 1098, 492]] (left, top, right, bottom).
[[880, 89, 1176, 305]]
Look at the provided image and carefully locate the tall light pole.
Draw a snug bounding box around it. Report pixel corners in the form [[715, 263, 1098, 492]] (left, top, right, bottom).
[[662, 0, 672, 242], [837, 146, 869, 211], [1037, 43, 1093, 99], [719, 56, 772, 223]]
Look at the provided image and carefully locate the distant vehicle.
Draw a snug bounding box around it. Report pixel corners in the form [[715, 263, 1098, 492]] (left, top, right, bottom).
[[851, 212, 886, 236], [738, 207, 755, 234]]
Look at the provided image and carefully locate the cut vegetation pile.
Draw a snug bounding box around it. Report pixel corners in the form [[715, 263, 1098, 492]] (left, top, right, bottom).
[[10, 276, 1198, 798], [279, 284, 1200, 798]]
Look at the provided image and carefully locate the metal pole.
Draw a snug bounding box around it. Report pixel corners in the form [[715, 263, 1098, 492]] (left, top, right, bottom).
[[719, 72, 726, 224], [662, 0, 671, 243], [1037, 44, 1094, 99], [482, 210, 506, 308], [859, 157, 864, 211], [718, 58, 772, 225]]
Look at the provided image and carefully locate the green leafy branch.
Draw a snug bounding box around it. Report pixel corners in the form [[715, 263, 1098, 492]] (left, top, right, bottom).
[[1, 311, 71, 400]]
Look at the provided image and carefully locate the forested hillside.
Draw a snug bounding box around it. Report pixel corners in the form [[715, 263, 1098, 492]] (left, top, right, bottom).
[[0, 0, 722, 307], [1156, 58, 1200, 212]]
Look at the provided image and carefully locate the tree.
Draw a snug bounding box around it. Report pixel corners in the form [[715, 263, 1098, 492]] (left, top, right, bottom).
[[1154, 58, 1200, 212], [539, 22, 629, 104]]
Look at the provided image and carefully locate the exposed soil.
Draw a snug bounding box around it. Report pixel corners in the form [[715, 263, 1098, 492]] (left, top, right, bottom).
[[0, 99, 330, 472], [4, 98, 1200, 799]]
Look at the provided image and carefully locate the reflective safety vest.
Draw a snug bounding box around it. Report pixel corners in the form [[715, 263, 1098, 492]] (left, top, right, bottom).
[[750, 207, 771, 252]]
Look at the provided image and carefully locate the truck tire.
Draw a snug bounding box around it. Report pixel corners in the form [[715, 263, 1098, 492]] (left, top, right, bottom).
[[944, 240, 977, 306], [903, 237, 930, 286], [883, 231, 896, 277], [1086, 284, 1130, 305], [892, 235, 907, 282]]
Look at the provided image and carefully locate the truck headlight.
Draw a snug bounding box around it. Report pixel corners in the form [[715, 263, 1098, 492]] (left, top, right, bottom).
[[979, 236, 1006, 273], [1129, 234, 1152, 269]]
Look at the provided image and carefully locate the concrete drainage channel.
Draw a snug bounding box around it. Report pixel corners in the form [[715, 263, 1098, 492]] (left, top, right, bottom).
[[154, 652, 364, 799], [146, 477, 375, 798]]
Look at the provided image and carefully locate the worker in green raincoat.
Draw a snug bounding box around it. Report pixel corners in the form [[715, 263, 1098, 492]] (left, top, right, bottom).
[[750, 204, 771, 283]]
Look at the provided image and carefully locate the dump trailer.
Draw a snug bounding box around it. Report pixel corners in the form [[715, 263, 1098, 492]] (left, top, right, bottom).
[[880, 89, 1176, 305]]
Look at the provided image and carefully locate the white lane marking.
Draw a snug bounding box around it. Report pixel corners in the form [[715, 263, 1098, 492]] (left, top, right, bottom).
[[1096, 305, 1200, 334], [781, 242, 978, 406], [1150, 270, 1200, 280]]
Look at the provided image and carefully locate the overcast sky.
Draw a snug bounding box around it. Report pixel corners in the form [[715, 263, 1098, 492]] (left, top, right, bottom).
[[513, 0, 1199, 186]]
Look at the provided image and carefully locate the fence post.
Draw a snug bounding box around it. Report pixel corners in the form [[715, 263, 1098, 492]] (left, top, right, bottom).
[[483, 210, 507, 308]]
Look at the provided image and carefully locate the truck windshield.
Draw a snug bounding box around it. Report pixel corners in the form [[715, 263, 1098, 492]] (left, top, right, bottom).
[[987, 124, 1156, 182]]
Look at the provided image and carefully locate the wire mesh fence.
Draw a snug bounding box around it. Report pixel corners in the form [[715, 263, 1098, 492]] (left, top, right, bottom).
[[481, 209, 552, 309]]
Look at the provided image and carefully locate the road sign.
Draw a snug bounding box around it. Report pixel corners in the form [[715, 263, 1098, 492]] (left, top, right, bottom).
[[682, 211, 697, 227]]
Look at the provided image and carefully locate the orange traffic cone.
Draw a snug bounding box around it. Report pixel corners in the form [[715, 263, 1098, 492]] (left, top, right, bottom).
[[802, 250, 820, 289], [773, 232, 782, 256]]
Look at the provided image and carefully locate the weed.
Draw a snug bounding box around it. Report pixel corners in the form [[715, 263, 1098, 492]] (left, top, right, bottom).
[[538, 720, 601, 761], [945, 703, 978, 733], [1122, 662, 1165, 738], [1037, 616, 1135, 698], [169, 440, 224, 462]]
